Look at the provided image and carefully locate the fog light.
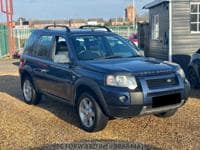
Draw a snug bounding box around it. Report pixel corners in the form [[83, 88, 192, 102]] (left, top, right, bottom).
[[119, 96, 128, 103]]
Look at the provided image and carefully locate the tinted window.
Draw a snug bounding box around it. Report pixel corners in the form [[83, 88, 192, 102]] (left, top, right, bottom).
[[72, 35, 139, 60], [33, 35, 53, 59], [24, 32, 38, 55]]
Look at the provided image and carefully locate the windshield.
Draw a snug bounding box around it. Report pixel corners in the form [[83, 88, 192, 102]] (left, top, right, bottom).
[[72, 35, 140, 60], [127, 39, 139, 50]]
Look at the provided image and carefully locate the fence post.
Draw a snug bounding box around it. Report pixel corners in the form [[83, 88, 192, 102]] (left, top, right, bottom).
[[128, 26, 130, 38]]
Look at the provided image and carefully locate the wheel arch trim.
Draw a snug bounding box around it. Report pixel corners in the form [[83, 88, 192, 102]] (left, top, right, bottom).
[[73, 78, 110, 116]]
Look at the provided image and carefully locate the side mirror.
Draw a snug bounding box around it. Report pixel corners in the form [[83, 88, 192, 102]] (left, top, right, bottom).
[[138, 49, 144, 57]]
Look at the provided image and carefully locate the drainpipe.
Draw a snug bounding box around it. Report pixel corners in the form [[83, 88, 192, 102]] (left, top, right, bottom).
[[169, 0, 172, 62]]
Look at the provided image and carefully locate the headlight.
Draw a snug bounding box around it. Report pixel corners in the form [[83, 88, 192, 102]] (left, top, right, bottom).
[[106, 75, 137, 90], [176, 68, 185, 79]]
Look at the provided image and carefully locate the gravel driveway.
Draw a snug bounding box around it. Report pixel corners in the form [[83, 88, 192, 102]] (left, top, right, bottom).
[[0, 59, 199, 150]]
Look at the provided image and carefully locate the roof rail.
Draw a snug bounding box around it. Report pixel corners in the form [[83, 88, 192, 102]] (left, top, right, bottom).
[[79, 25, 112, 32], [44, 24, 70, 32]]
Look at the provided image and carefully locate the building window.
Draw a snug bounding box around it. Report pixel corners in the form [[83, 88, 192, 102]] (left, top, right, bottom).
[[190, 3, 200, 33], [152, 15, 159, 40]]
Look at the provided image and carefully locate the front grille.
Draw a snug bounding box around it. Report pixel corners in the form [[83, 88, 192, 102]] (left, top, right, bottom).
[[152, 93, 181, 108], [134, 70, 174, 77], [146, 76, 179, 89]]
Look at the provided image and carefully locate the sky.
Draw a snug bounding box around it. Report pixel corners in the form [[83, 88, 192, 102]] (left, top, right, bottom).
[[0, 0, 151, 22]]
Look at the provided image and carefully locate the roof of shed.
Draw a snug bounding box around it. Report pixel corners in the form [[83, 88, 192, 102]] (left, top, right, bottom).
[[143, 0, 169, 9]]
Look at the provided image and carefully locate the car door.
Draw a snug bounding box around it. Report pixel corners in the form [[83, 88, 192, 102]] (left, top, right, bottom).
[[46, 35, 73, 101], [32, 34, 54, 93], [195, 49, 200, 76]]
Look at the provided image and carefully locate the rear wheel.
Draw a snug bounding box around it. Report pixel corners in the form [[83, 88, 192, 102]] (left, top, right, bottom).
[[77, 92, 108, 132], [154, 109, 177, 118], [188, 68, 200, 89], [22, 76, 41, 105]]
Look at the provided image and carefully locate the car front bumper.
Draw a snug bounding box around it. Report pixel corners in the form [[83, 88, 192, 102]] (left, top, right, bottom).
[[102, 77, 190, 118]]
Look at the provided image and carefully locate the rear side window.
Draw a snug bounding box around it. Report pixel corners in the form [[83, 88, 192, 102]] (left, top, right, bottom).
[[24, 33, 38, 55], [33, 35, 53, 60]]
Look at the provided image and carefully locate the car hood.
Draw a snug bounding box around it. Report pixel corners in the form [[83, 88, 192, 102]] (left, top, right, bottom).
[[79, 57, 178, 76]]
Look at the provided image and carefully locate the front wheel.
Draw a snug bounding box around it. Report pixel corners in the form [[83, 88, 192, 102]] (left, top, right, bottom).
[[77, 93, 108, 132], [154, 109, 177, 118], [22, 76, 42, 105]]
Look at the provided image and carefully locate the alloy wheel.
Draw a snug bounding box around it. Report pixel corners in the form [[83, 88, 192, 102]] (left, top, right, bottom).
[[79, 97, 96, 128], [23, 79, 33, 102]]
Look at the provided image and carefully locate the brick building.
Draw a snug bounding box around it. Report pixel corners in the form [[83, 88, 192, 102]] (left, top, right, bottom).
[[125, 5, 137, 23]]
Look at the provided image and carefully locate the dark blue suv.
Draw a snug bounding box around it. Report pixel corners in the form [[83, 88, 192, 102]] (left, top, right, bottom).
[[19, 25, 190, 132]]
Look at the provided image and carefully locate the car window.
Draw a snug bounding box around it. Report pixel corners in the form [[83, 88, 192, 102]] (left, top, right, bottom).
[[33, 35, 53, 60], [105, 36, 135, 57], [127, 40, 139, 50], [24, 32, 38, 55], [52, 36, 70, 63], [197, 48, 200, 54], [72, 36, 105, 60], [72, 35, 139, 61]]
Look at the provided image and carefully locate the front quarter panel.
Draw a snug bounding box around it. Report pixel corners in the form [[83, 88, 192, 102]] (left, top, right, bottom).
[[73, 72, 110, 115]]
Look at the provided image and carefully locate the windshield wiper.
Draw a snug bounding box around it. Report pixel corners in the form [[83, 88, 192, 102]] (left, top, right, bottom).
[[102, 55, 124, 59], [95, 55, 140, 60], [127, 55, 141, 58]]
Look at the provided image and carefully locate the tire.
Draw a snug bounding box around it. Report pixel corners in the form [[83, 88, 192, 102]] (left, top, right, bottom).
[[22, 76, 42, 105], [77, 92, 108, 132], [188, 68, 200, 89], [154, 109, 177, 118]]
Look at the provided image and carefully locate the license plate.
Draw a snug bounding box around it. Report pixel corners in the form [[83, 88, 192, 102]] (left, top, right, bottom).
[[152, 93, 181, 108]]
